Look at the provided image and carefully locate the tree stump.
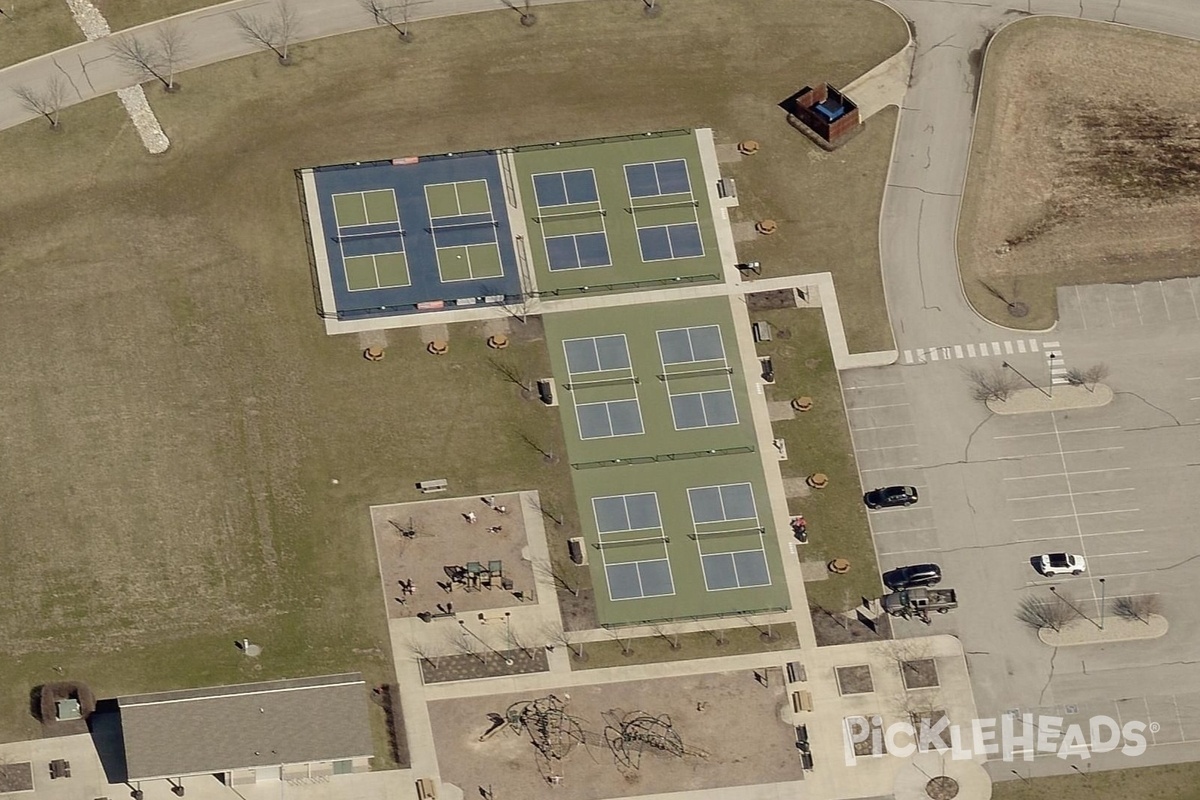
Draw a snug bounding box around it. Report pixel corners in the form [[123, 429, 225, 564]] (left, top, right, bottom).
[[806, 472, 828, 489], [791, 396, 813, 412], [363, 346, 385, 362], [828, 558, 851, 574], [755, 219, 778, 235], [427, 340, 449, 355], [487, 334, 509, 350], [737, 139, 760, 155]]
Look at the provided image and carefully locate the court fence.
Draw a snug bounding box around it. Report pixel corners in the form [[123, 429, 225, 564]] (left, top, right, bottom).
[[571, 445, 755, 471], [533, 273, 720, 298], [599, 606, 792, 630]]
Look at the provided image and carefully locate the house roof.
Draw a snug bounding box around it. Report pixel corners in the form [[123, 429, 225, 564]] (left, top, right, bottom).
[[118, 673, 373, 780]]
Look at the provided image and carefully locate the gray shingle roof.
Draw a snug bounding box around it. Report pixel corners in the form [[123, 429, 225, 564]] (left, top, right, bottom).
[[118, 673, 373, 780]]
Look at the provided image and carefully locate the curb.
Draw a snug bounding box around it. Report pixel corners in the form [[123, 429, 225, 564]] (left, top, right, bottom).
[[1038, 614, 1168, 646], [986, 384, 1112, 415]]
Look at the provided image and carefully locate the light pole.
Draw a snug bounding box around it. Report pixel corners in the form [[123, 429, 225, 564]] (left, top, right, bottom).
[[460, 620, 514, 666], [1099, 578, 1106, 630], [1050, 585, 1100, 630], [1002, 360, 1052, 399]]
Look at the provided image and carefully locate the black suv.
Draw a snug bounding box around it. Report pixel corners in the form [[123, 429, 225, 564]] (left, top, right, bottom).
[[882, 563, 942, 590], [863, 485, 919, 509]]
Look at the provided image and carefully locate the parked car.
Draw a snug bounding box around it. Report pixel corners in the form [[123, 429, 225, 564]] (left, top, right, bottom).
[[863, 485, 919, 509], [883, 563, 942, 590], [882, 587, 958, 618], [1034, 553, 1087, 577]]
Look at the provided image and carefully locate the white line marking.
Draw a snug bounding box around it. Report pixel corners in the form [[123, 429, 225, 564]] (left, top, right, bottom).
[[1012, 509, 1140, 523], [994, 432, 1054, 440], [855, 444, 919, 452], [1017, 340, 1027, 353], [844, 382, 905, 390], [1029, 339, 1039, 351], [967, 343, 977, 357], [1081, 528, 1145, 537], [848, 403, 911, 411], [1005, 341, 1014, 354], [1162, 281, 1171, 321], [873, 527, 938, 535], [929, 348, 940, 362], [991, 342, 1001, 355], [1011, 488, 1134, 501], [1060, 447, 1125, 455], [852, 423, 916, 432], [904, 350, 914, 364], [954, 345, 964, 358], [879, 546, 941, 556], [1091, 550, 1149, 558]]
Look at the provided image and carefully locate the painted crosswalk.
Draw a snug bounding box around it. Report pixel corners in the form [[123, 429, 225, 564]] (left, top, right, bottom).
[[902, 338, 1044, 364], [1043, 340, 1069, 385]]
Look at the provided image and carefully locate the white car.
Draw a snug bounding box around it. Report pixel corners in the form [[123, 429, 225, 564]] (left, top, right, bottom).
[[1035, 553, 1087, 577]]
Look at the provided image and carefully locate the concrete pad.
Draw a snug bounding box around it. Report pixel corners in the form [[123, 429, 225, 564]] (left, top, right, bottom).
[[800, 560, 831, 581], [714, 143, 744, 163], [987, 384, 1112, 415], [357, 329, 387, 349], [419, 322, 449, 343], [482, 317, 512, 337], [1038, 614, 1167, 646], [843, 45, 914, 120], [768, 400, 796, 421], [782, 477, 812, 499], [732, 220, 760, 241]]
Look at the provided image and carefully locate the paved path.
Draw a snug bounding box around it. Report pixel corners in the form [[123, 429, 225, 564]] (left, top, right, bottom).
[[875, 0, 1200, 351], [0, 0, 589, 130]]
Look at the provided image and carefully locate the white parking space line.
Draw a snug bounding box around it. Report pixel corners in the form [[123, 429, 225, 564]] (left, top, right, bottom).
[[851, 423, 915, 432], [1060, 447, 1125, 455], [872, 527, 937, 535], [1091, 551, 1150, 558], [1011, 488, 1134, 501], [848, 403, 911, 411], [844, 382, 906, 390], [855, 444, 919, 452], [1081, 528, 1145, 537], [881, 547, 941, 556], [993, 426, 1121, 440], [1013, 509, 1140, 522]]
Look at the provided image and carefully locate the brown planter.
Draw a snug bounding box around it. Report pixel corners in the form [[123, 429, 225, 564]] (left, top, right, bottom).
[[737, 139, 760, 155], [791, 396, 813, 412], [487, 334, 509, 350], [363, 346, 385, 362], [828, 558, 851, 574], [427, 340, 449, 355], [755, 219, 778, 235], [806, 472, 828, 489]]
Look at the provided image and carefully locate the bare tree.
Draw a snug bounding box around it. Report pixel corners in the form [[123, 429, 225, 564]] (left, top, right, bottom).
[[488, 357, 534, 394], [111, 27, 188, 91], [965, 366, 1021, 403], [504, 619, 538, 659], [362, 0, 422, 40], [642, 0, 662, 17], [540, 622, 586, 661], [232, 0, 301, 64], [1016, 593, 1078, 632], [610, 628, 634, 656], [532, 557, 579, 597], [404, 636, 441, 670], [13, 75, 67, 129], [1066, 363, 1109, 393], [1112, 594, 1162, 625], [445, 627, 486, 664], [649, 622, 681, 650]]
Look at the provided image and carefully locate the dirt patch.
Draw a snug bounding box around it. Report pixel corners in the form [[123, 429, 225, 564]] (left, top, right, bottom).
[[429, 670, 802, 798], [959, 18, 1200, 329], [810, 606, 890, 645], [835, 664, 874, 694], [900, 657, 939, 690], [0, 762, 33, 793]]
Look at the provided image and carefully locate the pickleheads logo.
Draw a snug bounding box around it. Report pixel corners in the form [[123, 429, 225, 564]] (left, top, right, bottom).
[[842, 713, 1153, 765]]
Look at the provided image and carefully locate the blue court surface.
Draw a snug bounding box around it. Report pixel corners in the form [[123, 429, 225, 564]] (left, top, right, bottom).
[[305, 153, 521, 319]]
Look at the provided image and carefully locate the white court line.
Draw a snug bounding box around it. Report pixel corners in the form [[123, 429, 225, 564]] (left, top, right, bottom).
[[1091, 550, 1149, 558], [848, 403, 911, 411], [1013, 508, 1140, 522], [852, 423, 915, 432], [844, 382, 905, 390]]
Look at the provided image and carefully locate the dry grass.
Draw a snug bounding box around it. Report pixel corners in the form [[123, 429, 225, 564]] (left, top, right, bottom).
[[994, 762, 1200, 800], [0, 0, 903, 746], [959, 18, 1200, 329], [92, 0, 227, 31], [573, 623, 800, 670], [0, 2, 83, 69], [752, 308, 881, 611]]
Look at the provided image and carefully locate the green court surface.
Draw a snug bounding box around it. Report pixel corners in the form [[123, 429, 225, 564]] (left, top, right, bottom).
[[332, 189, 399, 227], [436, 244, 504, 282], [514, 132, 724, 296], [344, 252, 410, 291], [543, 296, 791, 627], [425, 180, 493, 219]]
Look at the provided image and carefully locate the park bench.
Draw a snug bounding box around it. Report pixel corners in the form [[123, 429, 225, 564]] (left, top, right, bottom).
[[417, 479, 448, 494]]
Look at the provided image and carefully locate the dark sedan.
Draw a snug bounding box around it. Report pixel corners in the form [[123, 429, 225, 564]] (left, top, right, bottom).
[[863, 485, 919, 509], [882, 563, 942, 590]]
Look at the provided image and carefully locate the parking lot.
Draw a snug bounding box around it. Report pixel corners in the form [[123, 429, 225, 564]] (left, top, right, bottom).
[[842, 290, 1200, 761]]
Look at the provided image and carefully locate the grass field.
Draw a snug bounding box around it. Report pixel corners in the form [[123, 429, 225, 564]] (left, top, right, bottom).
[[994, 761, 1200, 800], [92, 0, 224, 31], [0, 2, 83, 69], [959, 18, 1200, 329], [751, 308, 881, 611], [0, 0, 904, 746]]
